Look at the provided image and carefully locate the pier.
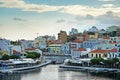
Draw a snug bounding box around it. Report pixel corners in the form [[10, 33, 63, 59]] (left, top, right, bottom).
[[0, 61, 51, 75], [59, 65, 120, 74]]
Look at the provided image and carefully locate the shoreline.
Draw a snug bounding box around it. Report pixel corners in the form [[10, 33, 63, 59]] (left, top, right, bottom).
[[59, 65, 120, 74], [0, 61, 51, 75]]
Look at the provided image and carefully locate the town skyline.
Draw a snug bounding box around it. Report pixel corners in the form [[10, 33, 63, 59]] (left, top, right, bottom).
[[0, 0, 120, 40]]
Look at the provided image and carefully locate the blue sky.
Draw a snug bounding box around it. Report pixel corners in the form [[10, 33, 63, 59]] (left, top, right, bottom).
[[0, 0, 120, 40]]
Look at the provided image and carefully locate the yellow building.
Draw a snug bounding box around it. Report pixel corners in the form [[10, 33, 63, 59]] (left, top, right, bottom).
[[90, 49, 109, 59]]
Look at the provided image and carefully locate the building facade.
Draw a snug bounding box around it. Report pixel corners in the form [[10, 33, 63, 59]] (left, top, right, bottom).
[[58, 30, 67, 43]]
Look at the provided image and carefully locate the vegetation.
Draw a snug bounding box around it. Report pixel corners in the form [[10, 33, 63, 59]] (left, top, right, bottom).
[[1, 54, 10, 60], [67, 35, 77, 42], [26, 52, 41, 59], [88, 32, 95, 35], [90, 58, 104, 65], [90, 58, 120, 68], [10, 54, 20, 59], [10, 41, 20, 45], [26, 54, 36, 59]]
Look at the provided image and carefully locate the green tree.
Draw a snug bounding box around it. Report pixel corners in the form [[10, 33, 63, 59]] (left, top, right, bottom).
[[112, 58, 119, 63], [90, 58, 104, 65], [67, 35, 77, 42], [26, 52, 41, 59], [90, 58, 99, 65], [10, 54, 20, 59], [1, 54, 10, 60], [26, 54, 36, 59]]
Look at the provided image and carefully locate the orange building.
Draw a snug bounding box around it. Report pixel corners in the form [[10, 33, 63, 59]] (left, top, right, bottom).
[[58, 30, 67, 43]]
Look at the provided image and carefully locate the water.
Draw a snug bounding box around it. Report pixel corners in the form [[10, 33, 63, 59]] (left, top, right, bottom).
[[0, 65, 120, 80]]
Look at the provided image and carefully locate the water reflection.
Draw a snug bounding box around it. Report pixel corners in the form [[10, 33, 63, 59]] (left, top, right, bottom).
[[0, 65, 120, 80]]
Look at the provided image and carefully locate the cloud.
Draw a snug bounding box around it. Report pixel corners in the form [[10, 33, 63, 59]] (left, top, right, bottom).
[[13, 17, 26, 21], [75, 14, 94, 20], [97, 11, 120, 25], [56, 19, 65, 23], [74, 11, 120, 25], [98, 0, 115, 2], [102, 4, 114, 8], [0, 0, 120, 17]]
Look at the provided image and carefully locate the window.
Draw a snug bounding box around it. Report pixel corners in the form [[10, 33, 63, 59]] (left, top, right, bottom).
[[91, 54, 93, 57], [96, 54, 98, 58], [99, 54, 101, 58]]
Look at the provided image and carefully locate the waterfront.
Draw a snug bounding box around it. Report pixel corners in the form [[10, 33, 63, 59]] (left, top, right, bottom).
[[0, 65, 120, 80]]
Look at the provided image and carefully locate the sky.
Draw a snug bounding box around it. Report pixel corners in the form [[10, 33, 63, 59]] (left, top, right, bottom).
[[0, 0, 120, 40]]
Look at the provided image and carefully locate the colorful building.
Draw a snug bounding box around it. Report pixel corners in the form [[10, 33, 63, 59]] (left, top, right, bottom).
[[58, 30, 67, 43], [90, 49, 109, 59], [48, 43, 62, 54]]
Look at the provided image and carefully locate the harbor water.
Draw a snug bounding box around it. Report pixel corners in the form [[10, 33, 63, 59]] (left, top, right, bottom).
[[0, 65, 120, 80]]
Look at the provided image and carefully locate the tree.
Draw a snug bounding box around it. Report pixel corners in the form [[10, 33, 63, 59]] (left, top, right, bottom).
[[112, 58, 119, 63], [67, 35, 77, 42], [33, 52, 41, 58], [26, 52, 41, 59], [90, 58, 99, 65], [26, 54, 36, 59], [1, 54, 10, 60], [90, 58, 104, 65], [10, 54, 20, 59]]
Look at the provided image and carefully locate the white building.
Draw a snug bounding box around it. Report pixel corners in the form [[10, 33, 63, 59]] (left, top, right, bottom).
[[71, 48, 90, 60], [61, 43, 70, 54], [107, 48, 118, 59], [0, 39, 10, 51], [20, 40, 33, 50]]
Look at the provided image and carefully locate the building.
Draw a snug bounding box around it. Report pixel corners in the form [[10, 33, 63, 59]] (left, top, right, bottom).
[[90, 49, 109, 59], [20, 40, 33, 50], [58, 30, 67, 43], [61, 42, 70, 54], [0, 39, 10, 51], [117, 43, 120, 58], [0, 39, 11, 55], [48, 43, 63, 54], [83, 40, 101, 49], [107, 48, 118, 59], [70, 39, 83, 51], [71, 48, 90, 60]]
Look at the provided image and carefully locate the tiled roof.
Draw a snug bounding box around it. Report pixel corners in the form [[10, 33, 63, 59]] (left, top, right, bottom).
[[104, 37, 110, 40], [13, 50, 20, 54], [109, 42, 117, 44], [25, 48, 36, 50], [110, 48, 117, 52], [91, 49, 110, 53], [75, 48, 86, 51], [73, 39, 83, 43]]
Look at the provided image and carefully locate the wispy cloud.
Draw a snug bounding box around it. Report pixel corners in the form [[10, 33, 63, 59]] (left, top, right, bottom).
[[56, 19, 65, 23], [13, 17, 26, 21], [98, 0, 115, 2], [102, 4, 114, 8], [0, 0, 120, 17], [97, 11, 120, 25]]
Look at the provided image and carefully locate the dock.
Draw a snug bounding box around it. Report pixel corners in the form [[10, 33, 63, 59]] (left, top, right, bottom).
[[59, 65, 120, 74], [0, 61, 51, 75]]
